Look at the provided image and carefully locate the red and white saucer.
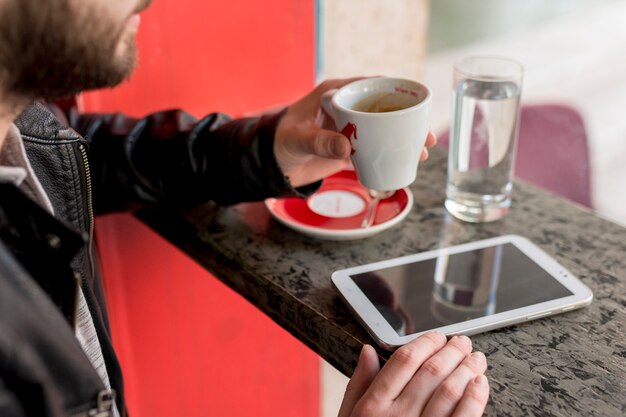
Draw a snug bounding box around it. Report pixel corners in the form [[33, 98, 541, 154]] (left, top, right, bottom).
[[265, 170, 413, 240]]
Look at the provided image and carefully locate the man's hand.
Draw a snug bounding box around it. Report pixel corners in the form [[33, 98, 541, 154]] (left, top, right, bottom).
[[274, 78, 437, 188], [338, 333, 490, 417]]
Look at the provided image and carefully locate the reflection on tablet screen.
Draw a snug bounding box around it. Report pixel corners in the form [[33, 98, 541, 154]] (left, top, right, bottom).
[[350, 243, 573, 336]]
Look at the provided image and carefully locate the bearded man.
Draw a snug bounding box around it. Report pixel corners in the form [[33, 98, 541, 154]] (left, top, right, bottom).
[[0, 1, 489, 416]]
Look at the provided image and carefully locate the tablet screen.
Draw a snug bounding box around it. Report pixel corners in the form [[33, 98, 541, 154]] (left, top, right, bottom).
[[350, 243, 573, 336]]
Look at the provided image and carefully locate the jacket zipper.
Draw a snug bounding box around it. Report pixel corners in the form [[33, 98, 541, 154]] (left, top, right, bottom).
[[76, 144, 118, 416], [70, 389, 116, 417], [78, 143, 95, 278]]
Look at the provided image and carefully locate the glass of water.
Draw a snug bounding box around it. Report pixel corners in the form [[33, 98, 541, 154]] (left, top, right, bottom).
[[445, 56, 523, 222]]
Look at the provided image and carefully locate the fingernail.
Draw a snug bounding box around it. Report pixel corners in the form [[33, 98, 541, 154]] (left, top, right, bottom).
[[452, 335, 470, 347], [354, 346, 366, 370], [471, 351, 485, 363], [359, 344, 371, 359], [474, 374, 487, 385], [333, 136, 348, 157], [428, 331, 447, 343], [424, 332, 446, 346]]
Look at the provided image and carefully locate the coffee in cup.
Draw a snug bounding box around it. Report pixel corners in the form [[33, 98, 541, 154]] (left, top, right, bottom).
[[352, 91, 420, 113]]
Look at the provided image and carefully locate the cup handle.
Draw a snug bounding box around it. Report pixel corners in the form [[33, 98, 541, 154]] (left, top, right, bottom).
[[320, 89, 336, 120]]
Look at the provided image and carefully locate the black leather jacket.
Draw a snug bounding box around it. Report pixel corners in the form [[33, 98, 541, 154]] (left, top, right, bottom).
[[0, 102, 310, 417]]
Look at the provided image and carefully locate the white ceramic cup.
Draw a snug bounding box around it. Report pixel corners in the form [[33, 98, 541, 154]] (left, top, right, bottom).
[[322, 77, 432, 191]]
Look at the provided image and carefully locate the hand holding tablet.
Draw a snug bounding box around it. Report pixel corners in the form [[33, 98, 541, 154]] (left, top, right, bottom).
[[338, 333, 489, 417], [332, 235, 593, 350]]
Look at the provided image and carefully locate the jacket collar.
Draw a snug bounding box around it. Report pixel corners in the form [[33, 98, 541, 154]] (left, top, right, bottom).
[[14, 101, 82, 143]]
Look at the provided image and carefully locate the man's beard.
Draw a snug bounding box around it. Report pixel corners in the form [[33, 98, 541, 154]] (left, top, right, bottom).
[[0, 0, 137, 100]]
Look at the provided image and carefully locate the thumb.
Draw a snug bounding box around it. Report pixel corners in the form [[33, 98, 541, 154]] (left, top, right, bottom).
[[297, 128, 352, 160], [337, 345, 381, 417]]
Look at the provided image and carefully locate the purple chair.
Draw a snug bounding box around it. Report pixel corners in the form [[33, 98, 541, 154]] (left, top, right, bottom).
[[439, 104, 593, 208]]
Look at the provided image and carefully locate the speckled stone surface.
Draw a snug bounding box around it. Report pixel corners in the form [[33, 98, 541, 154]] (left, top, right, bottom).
[[137, 146, 626, 417]]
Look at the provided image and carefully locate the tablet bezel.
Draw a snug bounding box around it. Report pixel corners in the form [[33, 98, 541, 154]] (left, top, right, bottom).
[[331, 235, 593, 350]]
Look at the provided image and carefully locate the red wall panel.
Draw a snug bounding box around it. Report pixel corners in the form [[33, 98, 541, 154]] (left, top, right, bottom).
[[82, 0, 315, 117], [82, 1, 319, 416]]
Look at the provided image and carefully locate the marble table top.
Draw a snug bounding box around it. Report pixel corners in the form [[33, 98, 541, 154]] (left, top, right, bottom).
[[137, 146, 625, 417]]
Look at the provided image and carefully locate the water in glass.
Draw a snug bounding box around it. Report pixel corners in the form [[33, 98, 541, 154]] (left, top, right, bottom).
[[445, 78, 521, 222]]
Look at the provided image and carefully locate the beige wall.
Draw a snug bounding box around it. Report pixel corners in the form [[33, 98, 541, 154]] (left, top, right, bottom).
[[318, 4, 430, 417], [319, 0, 430, 81]]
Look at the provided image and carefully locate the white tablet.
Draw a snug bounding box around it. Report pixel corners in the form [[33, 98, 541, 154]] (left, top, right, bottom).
[[331, 235, 593, 350]]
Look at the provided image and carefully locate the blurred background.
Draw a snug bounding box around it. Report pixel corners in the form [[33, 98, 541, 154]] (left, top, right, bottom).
[[80, 1, 626, 416], [319, 1, 626, 415]]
